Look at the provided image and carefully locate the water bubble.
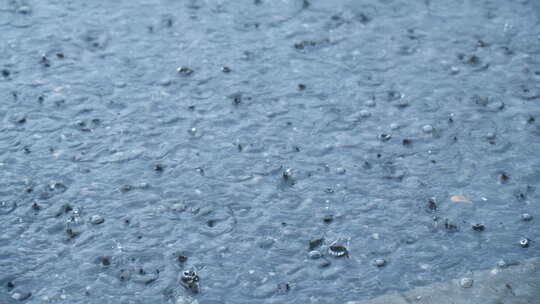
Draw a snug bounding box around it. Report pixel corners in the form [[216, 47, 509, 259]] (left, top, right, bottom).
[[519, 237, 530, 248], [308, 251, 322, 259], [459, 277, 473, 288], [177, 66, 194, 76], [11, 292, 32, 301], [395, 98, 409, 108], [373, 259, 386, 267], [359, 110, 371, 117], [17, 6, 31, 14], [422, 125, 434, 133], [159, 79, 172, 86], [90, 215, 105, 225], [282, 168, 293, 180], [379, 134, 392, 142], [521, 213, 532, 221]]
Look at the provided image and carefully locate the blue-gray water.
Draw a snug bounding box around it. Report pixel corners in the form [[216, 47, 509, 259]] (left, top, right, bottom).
[[1, 0, 539, 303]]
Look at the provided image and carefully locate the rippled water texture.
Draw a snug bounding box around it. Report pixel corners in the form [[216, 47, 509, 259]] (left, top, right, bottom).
[[1, 0, 540, 303]]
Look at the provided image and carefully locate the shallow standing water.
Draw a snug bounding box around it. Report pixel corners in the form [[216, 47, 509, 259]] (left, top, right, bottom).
[[1, 0, 540, 303]]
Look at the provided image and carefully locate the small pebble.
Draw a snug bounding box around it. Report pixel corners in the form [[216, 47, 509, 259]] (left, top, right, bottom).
[[373, 259, 386, 267], [460, 277, 473, 288], [521, 213, 533, 221], [90, 215, 105, 225], [520, 237, 530, 248], [422, 124, 434, 133], [308, 250, 322, 259], [359, 110, 371, 117]]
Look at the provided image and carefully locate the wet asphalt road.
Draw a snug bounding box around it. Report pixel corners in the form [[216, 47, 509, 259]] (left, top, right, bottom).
[[1, 0, 540, 303]]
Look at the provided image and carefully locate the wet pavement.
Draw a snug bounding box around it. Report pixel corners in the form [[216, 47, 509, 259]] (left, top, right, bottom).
[[347, 258, 540, 304], [1, 0, 539, 303]]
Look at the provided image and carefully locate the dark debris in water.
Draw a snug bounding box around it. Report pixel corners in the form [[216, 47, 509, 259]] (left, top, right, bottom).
[[444, 219, 459, 232], [472, 224, 485, 232], [427, 198, 437, 212], [294, 38, 331, 51]]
